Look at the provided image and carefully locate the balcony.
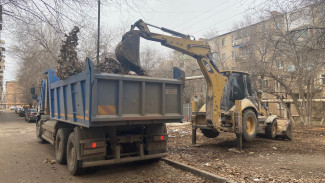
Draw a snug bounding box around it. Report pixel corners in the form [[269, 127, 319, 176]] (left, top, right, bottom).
[[233, 36, 251, 47]]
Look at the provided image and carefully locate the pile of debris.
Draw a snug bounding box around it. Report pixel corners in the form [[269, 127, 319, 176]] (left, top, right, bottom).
[[96, 58, 121, 74], [96, 57, 147, 76], [56, 26, 147, 80], [57, 26, 84, 80]]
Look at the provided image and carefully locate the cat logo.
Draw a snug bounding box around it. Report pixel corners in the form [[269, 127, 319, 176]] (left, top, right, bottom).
[[203, 60, 214, 73]]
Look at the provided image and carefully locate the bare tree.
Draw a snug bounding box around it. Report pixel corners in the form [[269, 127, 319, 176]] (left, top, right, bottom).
[[139, 45, 165, 75], [78, 25, 125, 63], [238, 0, 325, 124]]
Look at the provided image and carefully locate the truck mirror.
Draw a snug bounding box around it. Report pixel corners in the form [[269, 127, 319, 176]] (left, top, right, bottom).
[[32, 94, 37, 100], [173, 67, 185, 81], [30, 87, 35, 95]]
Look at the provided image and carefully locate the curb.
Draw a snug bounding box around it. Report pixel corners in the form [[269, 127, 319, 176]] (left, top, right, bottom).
[[162, 158, 235, 183]]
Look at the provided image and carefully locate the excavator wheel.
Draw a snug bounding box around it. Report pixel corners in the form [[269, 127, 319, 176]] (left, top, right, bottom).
[[242, 109, 258, 142], [201, 129, 219, 138], [265, 119, 277, 139]]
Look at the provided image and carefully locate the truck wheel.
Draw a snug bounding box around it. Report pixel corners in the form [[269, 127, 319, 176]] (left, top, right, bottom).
[[265, 119, 277, 139], [242, 109, 258, 142], [55, 128, 70, 164], [36, 120, 46, 144], [67, 132, 84, 175], [201, 129, 219, 138]]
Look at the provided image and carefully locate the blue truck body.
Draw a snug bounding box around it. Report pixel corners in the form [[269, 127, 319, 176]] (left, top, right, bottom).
[[40, 58, 183, 127]]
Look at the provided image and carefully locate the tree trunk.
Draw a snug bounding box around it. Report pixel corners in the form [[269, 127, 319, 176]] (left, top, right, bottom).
[[291, 94, 305, 125], [321, 102, 325, 125]]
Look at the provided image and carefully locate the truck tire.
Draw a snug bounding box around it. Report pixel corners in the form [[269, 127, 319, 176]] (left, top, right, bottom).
[[201, 129, 219, 138], [265, 119, 277, 139], [36, 120, 46, 144], [55, 128, 70, 164], [67, 132, 84, 175], [242, 109, 258, 142]]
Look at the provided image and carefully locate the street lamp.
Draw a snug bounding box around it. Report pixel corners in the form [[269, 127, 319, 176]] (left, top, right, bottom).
[[97, 0, 101, 65]]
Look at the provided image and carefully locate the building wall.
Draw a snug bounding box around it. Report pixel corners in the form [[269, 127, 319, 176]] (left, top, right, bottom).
[[0, 60, 4, 101], [5, 81, 26, 108]]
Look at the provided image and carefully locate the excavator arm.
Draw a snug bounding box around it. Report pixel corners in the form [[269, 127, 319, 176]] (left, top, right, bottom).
[[115, 19, 227, 131]]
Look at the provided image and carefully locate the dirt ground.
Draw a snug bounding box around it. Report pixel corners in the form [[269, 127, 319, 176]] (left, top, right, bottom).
[[167, 121, 325, 183], [1, 110, 324, 183], [0, 111, 211, 183]]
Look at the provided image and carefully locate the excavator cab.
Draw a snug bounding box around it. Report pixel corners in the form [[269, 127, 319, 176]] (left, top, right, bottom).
[[220, 71, 256, 111]]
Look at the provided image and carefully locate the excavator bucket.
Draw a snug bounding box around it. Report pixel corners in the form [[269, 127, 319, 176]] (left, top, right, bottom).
[[115, 30, 142, 72], [276, 120, 292, 140]]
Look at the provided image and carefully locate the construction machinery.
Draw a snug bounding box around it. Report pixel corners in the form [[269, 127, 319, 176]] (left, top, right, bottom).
[[115, 19, 292, 149]]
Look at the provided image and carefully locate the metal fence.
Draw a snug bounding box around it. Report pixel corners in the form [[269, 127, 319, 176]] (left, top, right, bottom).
[[182, 103, 192, 122]]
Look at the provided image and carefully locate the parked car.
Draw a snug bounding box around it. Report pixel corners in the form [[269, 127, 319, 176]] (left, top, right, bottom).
[[26, 109, 37, 122], [10, 106, 17, 111], [18, 108, 25, 117], [15, 107, 20, 113], [17, 107, 23, 115], [24, 108, 31, 121]]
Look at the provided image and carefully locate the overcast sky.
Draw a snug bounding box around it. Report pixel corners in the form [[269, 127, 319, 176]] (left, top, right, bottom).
[[3, 0, 265, 86]]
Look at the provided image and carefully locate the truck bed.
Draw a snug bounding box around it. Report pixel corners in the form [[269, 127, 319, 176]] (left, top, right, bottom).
[[48, 59, 183, 127]]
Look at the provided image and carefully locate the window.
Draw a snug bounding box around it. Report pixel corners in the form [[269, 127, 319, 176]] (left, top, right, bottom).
[[277, 61, 284, 69], [231, 35, 235, 44], [321, 74, 325, 85], [276, 82, 283, 91], [222, 38, 225, 46], [212, 52, 219, 61], [277, 103, 284, 110], [231, 51, 236, 59], [291, 29, 308, 41], [246, 75, 253, 96], [287, 64, 296, 72], [263, 80, 269, 88], [222, 53, 226, 61], [276, 20, 282, 30], [242, 48, 250, 57], [230, 74, 246, 101]]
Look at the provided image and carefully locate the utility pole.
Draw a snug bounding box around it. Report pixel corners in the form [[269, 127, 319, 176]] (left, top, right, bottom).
[[97, 0, 100, 65]]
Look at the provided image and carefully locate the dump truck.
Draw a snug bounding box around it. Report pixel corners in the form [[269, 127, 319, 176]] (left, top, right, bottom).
[[34, 58, 184, 175], [114, 19, 292, 150]]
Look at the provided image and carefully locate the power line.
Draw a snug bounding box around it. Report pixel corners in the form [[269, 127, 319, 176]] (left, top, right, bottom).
[[172, 0, 234, 29], [179, 0, 246, 32], [192, 0, 266, 35]]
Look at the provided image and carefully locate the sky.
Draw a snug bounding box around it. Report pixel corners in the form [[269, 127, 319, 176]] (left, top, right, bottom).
[[3, 0, 265, 87]]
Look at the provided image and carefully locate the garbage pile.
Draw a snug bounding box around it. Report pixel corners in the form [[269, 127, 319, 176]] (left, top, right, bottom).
[[96, 58, 121, 74], [56, 26, 147, 80]]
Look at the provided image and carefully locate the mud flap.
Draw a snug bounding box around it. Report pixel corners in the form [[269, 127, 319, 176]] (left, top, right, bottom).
[[144, 124, 167, 154]]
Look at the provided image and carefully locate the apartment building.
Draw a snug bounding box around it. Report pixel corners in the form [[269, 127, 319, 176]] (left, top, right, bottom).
[[5, 81, 26, 108]]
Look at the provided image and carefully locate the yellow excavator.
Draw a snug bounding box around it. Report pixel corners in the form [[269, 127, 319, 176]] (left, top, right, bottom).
[[115, 19, 292, 149]]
